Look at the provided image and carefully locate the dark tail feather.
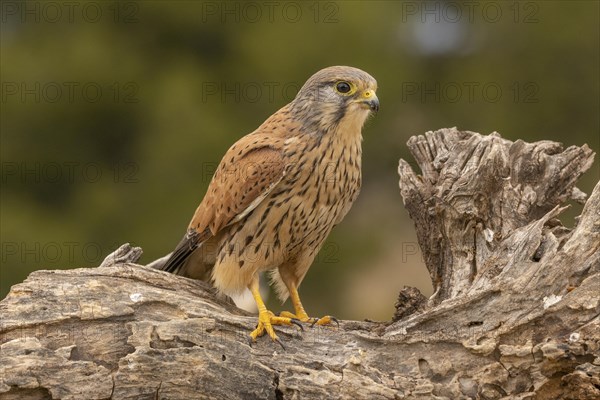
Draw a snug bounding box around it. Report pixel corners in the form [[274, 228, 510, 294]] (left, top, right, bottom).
[[162, 228, 210, 274]]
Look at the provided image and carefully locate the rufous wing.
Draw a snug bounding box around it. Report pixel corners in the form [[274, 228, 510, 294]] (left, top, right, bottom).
[[162, 140, 285, 274]]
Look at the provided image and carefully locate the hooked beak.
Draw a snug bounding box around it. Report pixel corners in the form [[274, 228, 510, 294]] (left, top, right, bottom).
[[365, 96, 380, 112], [357, 90, 379, 113]]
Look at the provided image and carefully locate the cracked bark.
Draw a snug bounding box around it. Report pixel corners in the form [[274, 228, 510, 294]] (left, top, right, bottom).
[[1, 128, 599, 400]]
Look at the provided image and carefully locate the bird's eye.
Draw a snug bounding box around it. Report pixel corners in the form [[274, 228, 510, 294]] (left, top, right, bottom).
[[335, 81, 352, 94]]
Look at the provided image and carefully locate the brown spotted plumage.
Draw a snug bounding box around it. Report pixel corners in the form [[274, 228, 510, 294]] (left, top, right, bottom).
[[161, 66, 379, 345]]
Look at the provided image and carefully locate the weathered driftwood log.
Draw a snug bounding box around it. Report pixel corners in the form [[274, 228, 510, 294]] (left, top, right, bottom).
[[1, 128, 598, 400]]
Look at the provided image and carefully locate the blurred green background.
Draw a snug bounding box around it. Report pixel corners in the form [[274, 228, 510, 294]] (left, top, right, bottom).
[[1, 0, 598, 321]]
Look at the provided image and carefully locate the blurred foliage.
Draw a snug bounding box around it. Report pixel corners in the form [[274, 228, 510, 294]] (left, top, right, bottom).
[[1, 1, 598, 320]]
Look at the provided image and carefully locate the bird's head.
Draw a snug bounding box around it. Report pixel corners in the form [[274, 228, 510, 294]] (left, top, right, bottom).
[[290, 66, 379, 133]]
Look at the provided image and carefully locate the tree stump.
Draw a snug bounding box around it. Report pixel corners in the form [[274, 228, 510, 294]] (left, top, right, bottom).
[[1, 128, 598, 400]]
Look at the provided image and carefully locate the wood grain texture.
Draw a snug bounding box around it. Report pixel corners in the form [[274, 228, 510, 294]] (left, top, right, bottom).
[[1, 128, 598, 400]]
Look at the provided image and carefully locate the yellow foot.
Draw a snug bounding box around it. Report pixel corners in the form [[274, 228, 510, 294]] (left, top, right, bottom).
[[249, 310, 303, 349], [279, 311, 339, 327]]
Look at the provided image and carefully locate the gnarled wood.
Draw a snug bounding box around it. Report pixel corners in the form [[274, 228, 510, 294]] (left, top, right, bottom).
[[398, 128, 595, 304], [1, 129, 598, 400]]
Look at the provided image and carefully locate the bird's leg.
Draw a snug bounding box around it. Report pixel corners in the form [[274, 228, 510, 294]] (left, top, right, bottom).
[[279, 283, 338, 327], [248, 276, 302, 346]]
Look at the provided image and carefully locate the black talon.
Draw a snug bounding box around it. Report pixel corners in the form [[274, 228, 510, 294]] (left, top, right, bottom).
[[248, 336, 254, 347], [291, 318, 304, 331], [275, 338, 286, 350], [309, 318, 319, 328]]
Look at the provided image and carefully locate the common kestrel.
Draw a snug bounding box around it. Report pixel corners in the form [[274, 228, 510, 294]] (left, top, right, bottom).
[[160, 66, 379, 345]]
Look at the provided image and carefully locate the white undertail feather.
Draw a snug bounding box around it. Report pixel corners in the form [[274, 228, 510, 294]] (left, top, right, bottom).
[[269, 268, 290, 303]]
